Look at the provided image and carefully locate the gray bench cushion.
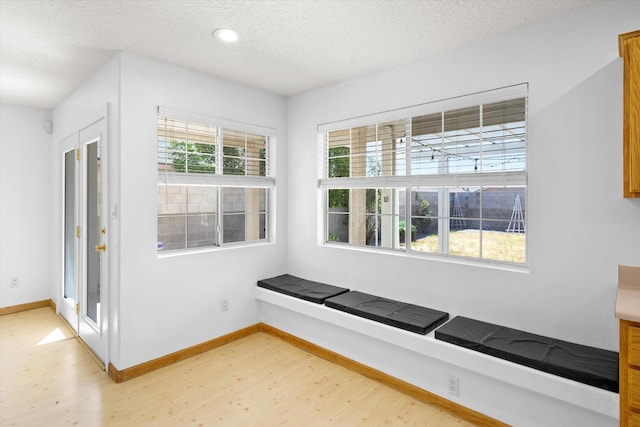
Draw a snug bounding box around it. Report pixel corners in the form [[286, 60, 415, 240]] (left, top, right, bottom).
[[434, 316, 619, 393], [258, 274, 349, 304], [325, 291, 449, 335]]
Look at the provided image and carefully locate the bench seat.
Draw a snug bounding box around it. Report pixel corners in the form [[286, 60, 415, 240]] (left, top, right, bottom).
[[434, 316, 619, 392], [257, 274, 349, 304], [325, 291, 449, 335]]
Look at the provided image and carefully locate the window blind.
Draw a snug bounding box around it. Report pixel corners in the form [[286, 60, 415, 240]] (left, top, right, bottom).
[[317, 83, 528, 133], [157, 110, 274, 187], [322, 90, 527, 183]]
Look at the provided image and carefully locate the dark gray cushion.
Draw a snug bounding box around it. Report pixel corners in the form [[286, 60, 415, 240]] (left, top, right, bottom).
[[258, 274, 349, 304], [434, 316, 619, 393], [325, 291, 449, 335]]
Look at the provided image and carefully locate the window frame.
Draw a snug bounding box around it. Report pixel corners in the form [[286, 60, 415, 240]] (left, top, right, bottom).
[[318, 84, 528, 266], [157, 107, 275, 254]]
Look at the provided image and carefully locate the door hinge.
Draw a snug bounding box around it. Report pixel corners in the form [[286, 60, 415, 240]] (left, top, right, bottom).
[[76, 226, 80, 238], [76, 304, 80, 315], [76, 149, 80, 160]]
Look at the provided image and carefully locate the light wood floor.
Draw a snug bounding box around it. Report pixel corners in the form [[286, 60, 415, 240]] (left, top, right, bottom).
[[1, 308, 476, 426]]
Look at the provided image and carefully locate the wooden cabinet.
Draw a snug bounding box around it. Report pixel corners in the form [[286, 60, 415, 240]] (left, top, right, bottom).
[[621, 319, 640, 426], [619, 30, 640, 198]]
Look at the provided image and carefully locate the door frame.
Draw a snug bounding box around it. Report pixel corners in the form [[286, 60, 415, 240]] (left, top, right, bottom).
[[58, 111, 110, 369]]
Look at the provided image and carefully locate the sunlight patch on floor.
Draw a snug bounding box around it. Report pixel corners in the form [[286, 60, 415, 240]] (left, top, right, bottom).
[[36, 327, 68, 346]]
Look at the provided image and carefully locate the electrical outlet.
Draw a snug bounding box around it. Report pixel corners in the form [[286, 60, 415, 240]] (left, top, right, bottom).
[[10, 277, 19, 288], [221, 299, 229, 312], [448, 375, 459, 396]]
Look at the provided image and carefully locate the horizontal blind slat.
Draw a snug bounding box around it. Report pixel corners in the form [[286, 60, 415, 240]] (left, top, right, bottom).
[[318, 83, 528, 133]]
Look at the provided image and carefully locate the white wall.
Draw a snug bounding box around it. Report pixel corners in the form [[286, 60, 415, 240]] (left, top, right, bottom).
[[286, 0, 640, 351], [115, 53, 287, 369], [0, 104, 52, 307], [278, 1, 640, 425], [47, 52, 287, 370]]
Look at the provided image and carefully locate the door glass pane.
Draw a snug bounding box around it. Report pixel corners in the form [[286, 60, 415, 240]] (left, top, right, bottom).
[[86, 141, 100, 324], [64, 150, 76, 300]]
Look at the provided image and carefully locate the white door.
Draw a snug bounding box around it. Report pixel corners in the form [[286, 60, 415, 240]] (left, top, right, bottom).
[[60, 117, 109, 366]]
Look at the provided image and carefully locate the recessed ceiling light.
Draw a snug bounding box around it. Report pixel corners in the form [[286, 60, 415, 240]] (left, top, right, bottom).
[[212, 28, 239, 43]]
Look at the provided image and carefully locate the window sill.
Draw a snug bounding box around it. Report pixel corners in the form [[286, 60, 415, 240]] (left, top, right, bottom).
[[158, 240, 274, 258]]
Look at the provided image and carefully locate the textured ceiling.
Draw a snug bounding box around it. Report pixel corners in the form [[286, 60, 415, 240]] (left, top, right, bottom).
[[0, 0, 604, 109]]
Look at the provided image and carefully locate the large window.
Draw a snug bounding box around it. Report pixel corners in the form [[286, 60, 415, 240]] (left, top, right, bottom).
[[320, 85, 527, 265], [157, 110, 274, 252]]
